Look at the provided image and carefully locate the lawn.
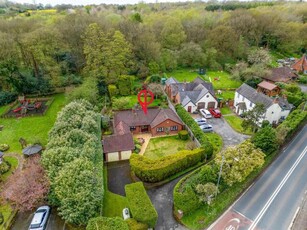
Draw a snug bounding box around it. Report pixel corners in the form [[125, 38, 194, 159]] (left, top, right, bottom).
[[224, 115, 253, 135], [220, 106, 233, 115], [0, 94, 67, 153], [0, 202, 16, 230], [113, 95, 163, 109], [144, 135, 190, 159], [217, 90, 235, 100], [205, 133, 223, 154], [1, 156, 19, 182]]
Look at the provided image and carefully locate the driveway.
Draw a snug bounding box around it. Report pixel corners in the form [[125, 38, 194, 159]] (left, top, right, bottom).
[[193, 114, 250, 148]]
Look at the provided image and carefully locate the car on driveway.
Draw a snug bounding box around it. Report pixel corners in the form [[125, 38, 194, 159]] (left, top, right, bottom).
[[200, 109, 212, 119], [194, 118, 207, 126], [209, 108, 222, 118], [122, 208, 131, 220], [29, 206, 50, 230], [200, 124, 213, 132]]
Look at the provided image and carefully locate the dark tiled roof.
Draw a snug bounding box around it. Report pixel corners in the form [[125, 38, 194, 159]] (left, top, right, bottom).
[[278, 97, 294, 110], [151, 109, 182, 128], [263, 67, 298, 83], [237, 83, 273, 109], [115, 121, 130, 135], [103, 133, 134, 153], [258, 81, 278, 91], [165, 77, 179, 86]]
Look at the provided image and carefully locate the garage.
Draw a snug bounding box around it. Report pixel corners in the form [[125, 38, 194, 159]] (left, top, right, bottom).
[[197, 102, 206, 109], [207, 101, 216, 108]]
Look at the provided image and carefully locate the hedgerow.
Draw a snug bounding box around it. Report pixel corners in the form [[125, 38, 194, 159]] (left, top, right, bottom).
[[125, 182, 158, 228], [125, 218, 148, 230], [86, 217, 129, 230], [130, 148, 206, 182]]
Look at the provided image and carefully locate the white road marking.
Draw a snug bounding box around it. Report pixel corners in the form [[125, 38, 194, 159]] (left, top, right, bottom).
[[287, 207, 300, 230], [248, 146, 307, 230]]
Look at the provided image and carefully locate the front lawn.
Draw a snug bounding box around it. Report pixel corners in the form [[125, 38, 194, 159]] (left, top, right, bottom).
[[205, 133, 223, 154], [217, 90, 235, 100], [224, 115, 253, 135], [144, 135, 190, 159], [220, 107, 233, 115], [1, 156, 19, 182], [0, 94, 67, 153]]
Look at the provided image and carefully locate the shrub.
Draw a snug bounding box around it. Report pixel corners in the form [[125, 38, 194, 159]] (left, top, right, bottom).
[[126, 218, 148, 230], [0, 144, 9, 151], [86, 217, 129, 230], [173, 183, 200, 213], [130, 148, 206, 182], [0, 91, 17, 106], [175, 105, 214, 158], [118, 75, 134, 96], [0, 212, 3, 225], [125, 182, 158, 228], [0, 160, 11, 174], [251, 126, 278, 155], [108, 84, 118, 97], [178, 130, 189, 140]]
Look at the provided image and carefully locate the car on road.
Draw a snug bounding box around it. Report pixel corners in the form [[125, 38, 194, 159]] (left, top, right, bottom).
[[122, 208, 130, 220], [209, 108, 222, 118], [194, 118, 207, 126], [200, 124, 213, 132], [200, 109, 212, 119], [29, 206, 50, 230]]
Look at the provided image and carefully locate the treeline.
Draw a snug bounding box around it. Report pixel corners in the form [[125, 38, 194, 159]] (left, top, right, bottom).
[[0, 1, 306, 98], [205, 2, 275, 11]]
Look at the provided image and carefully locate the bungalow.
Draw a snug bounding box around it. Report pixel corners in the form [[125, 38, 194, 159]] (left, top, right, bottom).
[[102, 108, 184, 162], [234, 83, 293, 125], [291, 54, 307, 74], [165, 77, 218, 113], [262, 66, 298, 83]]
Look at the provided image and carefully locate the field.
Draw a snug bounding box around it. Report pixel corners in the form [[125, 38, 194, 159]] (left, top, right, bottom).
[[0, 94, 67, 153]]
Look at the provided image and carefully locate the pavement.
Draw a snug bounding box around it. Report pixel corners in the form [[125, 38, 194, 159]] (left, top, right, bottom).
[[291, 190, 307, 230], [208, 125, 307, 230]]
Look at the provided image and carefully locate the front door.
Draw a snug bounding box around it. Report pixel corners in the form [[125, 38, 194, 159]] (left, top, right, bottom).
[[141, 125, 149, 132], [188, 106, 192, 113]]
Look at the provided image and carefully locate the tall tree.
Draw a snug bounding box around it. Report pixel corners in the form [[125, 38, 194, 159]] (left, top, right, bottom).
[[242, 103, 266, 132]]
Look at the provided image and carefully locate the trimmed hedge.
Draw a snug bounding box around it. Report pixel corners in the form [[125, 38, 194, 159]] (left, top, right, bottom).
[[175, 105, 214, 159], [174, 183, 200, 213], [130, 148, 206, 182], [0, 91, 17, 106], [126, 218, 148, 230], [178, 130, 189, 140], [125, 182, 158, 228], [86, 217, 129, 230]]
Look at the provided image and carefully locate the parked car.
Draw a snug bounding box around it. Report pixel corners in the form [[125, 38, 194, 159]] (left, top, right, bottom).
[[122, 208, 131, 220], [29, 206, 50, 230], [200, 124, 213, 133], [199, 109, 212, 119], [209, 108, 222, 118], [194, 118, 207, 126]]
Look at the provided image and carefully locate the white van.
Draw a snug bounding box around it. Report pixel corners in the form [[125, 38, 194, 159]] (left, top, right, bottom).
[[200, 109, 212, 119]]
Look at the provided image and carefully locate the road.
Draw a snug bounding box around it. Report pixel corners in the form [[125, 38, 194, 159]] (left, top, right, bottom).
[[208, 125, 307, 230]]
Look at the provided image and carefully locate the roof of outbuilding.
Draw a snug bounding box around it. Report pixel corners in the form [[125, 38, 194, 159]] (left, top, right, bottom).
[[258, 81, 278, 91], [263, 67, 298, 83], [103, 133, 134, 153]]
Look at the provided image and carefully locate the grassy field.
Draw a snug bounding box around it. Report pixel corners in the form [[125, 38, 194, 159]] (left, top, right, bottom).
[[0, 94, 67, 153], [113, 95, 163, 109], [144, 135, 190, 159], [217, 90, 235, 100]]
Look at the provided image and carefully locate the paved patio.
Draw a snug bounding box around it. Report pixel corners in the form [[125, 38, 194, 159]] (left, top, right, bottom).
[[133, 133, 152, 155]]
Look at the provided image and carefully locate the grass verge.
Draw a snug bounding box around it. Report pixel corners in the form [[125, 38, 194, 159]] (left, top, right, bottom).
[[205, 133, 223, 154], [224, 115, 253, 135]]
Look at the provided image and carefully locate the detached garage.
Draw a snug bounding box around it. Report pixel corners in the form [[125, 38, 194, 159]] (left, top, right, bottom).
[[103, 133, 135, 162]]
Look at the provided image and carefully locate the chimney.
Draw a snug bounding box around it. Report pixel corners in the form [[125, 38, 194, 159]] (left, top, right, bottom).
[[273, 96, 279, 104]]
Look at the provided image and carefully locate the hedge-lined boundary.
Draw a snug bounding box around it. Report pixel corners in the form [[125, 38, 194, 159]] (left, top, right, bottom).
[[130, 148, 206, 183], [86, 216, 129, 230], [125, 182, 158, 228], [175, 105, 214, 159]]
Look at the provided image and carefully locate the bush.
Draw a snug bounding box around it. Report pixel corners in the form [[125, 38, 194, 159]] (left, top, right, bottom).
[[251, 126, 278, 155], [125, 182, 158, 228], [178, 130, 189, 140], [86, 217, 129, 230], [126, 218, 148, 230], [175, 105, 214, 158], [0, 212, 3, 225], [0, 160, 11, 174], [130, 148, 206, 182], [173, 183, 200, 213], [118, 75, 134, 96], [108, 84, 118, 97], [0, 91, 17, 106], [0, 144, 9, 152]]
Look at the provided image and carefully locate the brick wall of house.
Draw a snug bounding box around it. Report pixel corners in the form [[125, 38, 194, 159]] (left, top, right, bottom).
[[175, 94, 181, 104], [151, 119, 183, 136]]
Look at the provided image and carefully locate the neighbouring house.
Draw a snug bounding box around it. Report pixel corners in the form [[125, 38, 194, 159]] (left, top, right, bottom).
[[165, 77, 218, 113], [102, 107, 184, 162], [291, 54, 307, 74], [262, 66, 298, 83], [257, 81, 281, 97], [0, 151, 3, 164], [234, 83, 293, 125]]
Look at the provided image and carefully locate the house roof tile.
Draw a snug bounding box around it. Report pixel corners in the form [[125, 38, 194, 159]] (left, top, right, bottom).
[[103, 133, 134, 153], [291, 54, 307, 72], [263, 67, 298, 83]]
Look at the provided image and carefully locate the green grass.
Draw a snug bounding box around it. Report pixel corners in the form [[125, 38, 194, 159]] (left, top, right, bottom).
[[1, 156, 19, 182], [220, 107, 233, 115], [113, 95, 163, 109], [0, 203, 15, 230], [0, 94, 67, 153], [224, 115, 253, 135], [143, 135, 190, 159], [205, 133, 223, 154], [166, 68, 200, 82], [217, 90, 235, 100]]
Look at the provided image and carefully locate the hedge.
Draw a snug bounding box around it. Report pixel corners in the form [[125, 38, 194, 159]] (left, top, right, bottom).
[[130, 148, 206, 182], [0, 91, 17, 106], [125, 182, 158, 228], [175, 105, 214, 159], [125, 218, 148, 230], [86, 217, 129, 230], [178, 130, 189, 140]]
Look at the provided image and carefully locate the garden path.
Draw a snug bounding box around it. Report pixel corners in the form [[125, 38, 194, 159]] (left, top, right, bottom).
[[133, 133, 152, 155], [3, 152, 24, 172]]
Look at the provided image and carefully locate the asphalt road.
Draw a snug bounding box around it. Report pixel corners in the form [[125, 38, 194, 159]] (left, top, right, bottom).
[[208, 125, 307, 230]]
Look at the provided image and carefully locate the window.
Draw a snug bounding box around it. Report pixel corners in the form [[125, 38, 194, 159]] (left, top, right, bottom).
[[243, 98, 245, 102], [156, 127, 164, 132], [250, 102, 253, 107], [130, 126, 136, 131], [170, 126, 178, 131], [237, 93, 239, 98], [206, 94, 209, 98]]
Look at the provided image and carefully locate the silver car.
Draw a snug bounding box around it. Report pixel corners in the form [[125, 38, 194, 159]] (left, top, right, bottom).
[[194, 118, 207, 126], [29, 206, 50, 230], [200, 124, 213, 133]]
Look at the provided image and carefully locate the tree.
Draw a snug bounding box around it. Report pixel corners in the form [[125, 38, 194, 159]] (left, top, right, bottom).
[[242, 103, 266, 132], [214, 140, 265, 186], [117, 75, 134, 96], [251, 126, 278, 155], [147, 83, 163, 99], [1, 155, 50, 211], [67, 78, 99, 105], [178, 42, 206, 67], [54, 158, 103, 225], [112, 97, 130, 110], [247, 48, 272, 66], [195, 182, 218, 204]]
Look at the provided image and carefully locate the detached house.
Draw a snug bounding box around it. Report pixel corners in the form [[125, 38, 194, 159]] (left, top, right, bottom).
[[262, 67, 298, 83], [102, 108, 183, 162], [291, 54, 307, 74], [165, 77, 218, 113], [234, 83, 293, 125]]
